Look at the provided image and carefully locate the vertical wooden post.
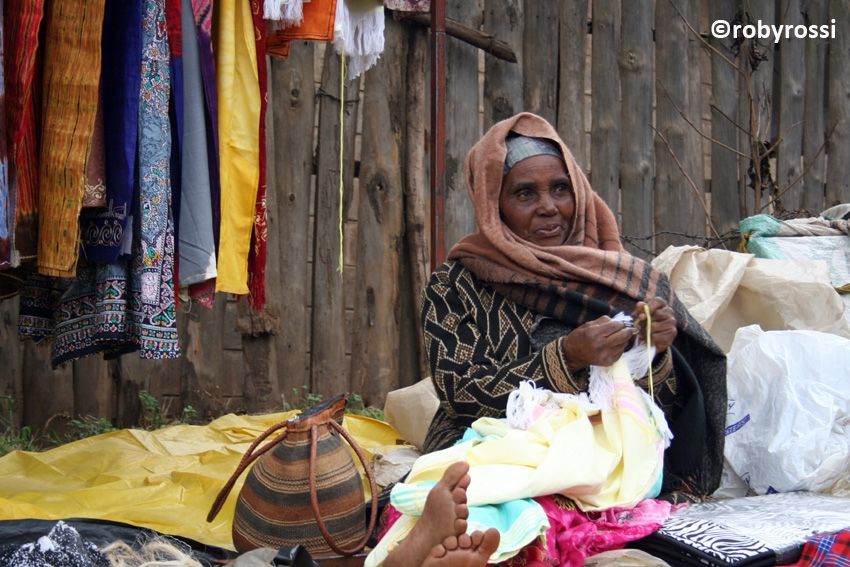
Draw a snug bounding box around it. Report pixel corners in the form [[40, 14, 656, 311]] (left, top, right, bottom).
[[0, 298, 24, 428], [311, 47, 359, 397], [826, 0, 850, 206], [523, 2, 557, 126], [405, 27, 430, 381], [350, 18, 408, 407], [430, 0, 447, 268], [802, 0, 828, 212], [655, 0, 702, 251], [72, 356, 115, 420], [22, 342, 74, 433], [710, 0, 742, 234], [442, 0, 481, 256], [269, 42, 315, 398], [739, 0, 776, 215], [590, 0, 621, 212], [558, 0, 588, 170], [778, 0, 806, 212], [619, 0, 653, 258], [483, 0, 522, 129]]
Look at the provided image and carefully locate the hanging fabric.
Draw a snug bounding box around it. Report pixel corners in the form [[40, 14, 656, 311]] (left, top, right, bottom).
[[187, 0, 221, 307], [177, 0, 217, 289], [264, 0, 304, 27], [270, 0, 337, 41], [383, 0, 429, 11], [36, 0, 106, 277], [0, 0, 12, 270], [82, 95, 108, 209], [247, 0, 269, 311], [333, 0, 384, 80], [166, 0, 184, 255], [80, 0, 143, 264], [214, 0, 261, 295], [4, 0, 43, 263], [133, 0, 180, 359]]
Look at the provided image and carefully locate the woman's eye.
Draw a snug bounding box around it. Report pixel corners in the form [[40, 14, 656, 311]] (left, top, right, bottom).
[[554, 183, 571, 194], [516, 189, 534, 200]]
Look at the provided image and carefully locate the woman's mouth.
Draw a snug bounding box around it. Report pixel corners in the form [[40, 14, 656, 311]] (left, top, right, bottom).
[[535, 224, 563, 238]]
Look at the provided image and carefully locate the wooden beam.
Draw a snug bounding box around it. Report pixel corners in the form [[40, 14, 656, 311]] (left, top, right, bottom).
[[557, 0, 588, 170], [777, 0, 806, 212], [483, 0, 522, 128], [619, 0, 653, 258], [826, 0, 850, 206], [523, 1, 558, 126], [802, 0, 827, 212], [394, 11, 517, 63], [590, 0, 620, 211]]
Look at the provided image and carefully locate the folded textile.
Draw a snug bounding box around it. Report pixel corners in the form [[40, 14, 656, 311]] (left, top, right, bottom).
[[793, 528, 850, 566]]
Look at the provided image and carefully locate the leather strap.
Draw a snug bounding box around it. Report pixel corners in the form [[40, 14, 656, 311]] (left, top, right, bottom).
[[308, 421, 379, 556]]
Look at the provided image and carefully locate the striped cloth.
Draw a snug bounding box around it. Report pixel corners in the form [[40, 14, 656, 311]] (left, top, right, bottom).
[[794, 529, 850, 567], [5, 0, 45, 261], [37, 0, 106, 277]]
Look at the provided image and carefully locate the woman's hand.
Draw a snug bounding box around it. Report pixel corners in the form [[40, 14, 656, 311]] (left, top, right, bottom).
[[632, 297, 677, 353], [561, 316, 636, 372]]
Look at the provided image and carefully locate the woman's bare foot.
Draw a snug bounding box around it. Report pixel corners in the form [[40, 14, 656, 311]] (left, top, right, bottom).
[[384, 461, 472, 567], [423, 528, 501, 566]]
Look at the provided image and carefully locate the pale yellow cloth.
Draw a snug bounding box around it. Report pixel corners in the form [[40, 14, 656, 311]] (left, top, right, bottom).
[[0, 413, 401, 550], [215, 0, 260, 294]]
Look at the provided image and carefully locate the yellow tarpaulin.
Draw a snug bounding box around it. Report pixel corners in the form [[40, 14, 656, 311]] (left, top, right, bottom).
[[0, 412, 404, 550]]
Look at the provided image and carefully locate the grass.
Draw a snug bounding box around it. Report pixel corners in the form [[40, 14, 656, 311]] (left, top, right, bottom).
[[281, 387, 385, 421]]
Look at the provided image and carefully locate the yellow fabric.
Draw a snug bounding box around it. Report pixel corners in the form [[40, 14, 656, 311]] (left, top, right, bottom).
[[0, 412, 402, 551], [215, 0, 260, 294], [404, 359, 664, 512]]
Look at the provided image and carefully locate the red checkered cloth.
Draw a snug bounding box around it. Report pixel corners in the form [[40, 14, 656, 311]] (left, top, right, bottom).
[[794, 529, 850, 566]]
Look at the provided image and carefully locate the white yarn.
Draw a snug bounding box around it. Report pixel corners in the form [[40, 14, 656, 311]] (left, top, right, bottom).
[[507, 380, 598, 430], [265, 0, 304, 28], [333, 0, 385, 79]]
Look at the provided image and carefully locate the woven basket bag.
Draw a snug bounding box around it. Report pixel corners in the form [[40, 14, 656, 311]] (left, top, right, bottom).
[[207, 395, 378, 556]]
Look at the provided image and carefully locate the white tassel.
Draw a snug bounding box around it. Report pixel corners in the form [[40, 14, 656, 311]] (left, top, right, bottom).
[[265, 0, 304, 27], [264, 0, 284, 20], [334, 0, 384, 79]]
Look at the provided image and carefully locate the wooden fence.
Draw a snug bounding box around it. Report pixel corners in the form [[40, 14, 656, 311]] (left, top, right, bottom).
[[2, 0, 849, 434]]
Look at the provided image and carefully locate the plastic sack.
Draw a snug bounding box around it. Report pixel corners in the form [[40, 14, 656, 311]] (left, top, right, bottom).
[[724, 325, 850, 494]]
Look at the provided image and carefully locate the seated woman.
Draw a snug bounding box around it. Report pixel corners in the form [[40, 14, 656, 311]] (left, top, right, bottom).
[[421, 112, 726, 498]]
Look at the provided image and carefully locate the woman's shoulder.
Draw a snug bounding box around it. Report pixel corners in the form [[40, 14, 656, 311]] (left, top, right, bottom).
[[429, 260, 482, 290]]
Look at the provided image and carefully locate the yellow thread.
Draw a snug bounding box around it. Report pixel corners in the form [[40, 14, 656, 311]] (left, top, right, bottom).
[[644, 303, 654, 400], [338, 51, 346, 275]]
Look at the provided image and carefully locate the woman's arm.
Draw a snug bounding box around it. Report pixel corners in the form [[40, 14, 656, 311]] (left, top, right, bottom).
[[422, 264, 584, 422]]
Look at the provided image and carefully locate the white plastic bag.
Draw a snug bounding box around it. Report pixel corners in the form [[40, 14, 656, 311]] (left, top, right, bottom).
[[724, 325, 850, 494]]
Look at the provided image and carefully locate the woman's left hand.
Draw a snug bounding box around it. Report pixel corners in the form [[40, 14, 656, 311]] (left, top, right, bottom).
[[631, 297, 677, 353]]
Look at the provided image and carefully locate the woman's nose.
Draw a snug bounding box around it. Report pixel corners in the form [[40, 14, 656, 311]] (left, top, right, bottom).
[[537, 192, 557, 214]]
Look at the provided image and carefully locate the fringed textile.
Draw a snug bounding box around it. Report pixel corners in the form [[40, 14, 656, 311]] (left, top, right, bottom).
[[81, 0, 143, 263], [36, 0, 106, 277], [5, 0, 44, 261], [333, 0, 384, 80], [166, 0, 184, 244], [264, 0, 304, 26], [214, 0, 260, 295], [248, 0, 268, 311], [82, 95, 108, 209]]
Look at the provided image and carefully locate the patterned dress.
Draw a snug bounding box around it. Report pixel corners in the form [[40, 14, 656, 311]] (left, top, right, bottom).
[[421, 261, 677, 453]]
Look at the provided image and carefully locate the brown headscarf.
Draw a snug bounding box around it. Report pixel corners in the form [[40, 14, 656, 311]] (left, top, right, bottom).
[[448, 112, 666, 304], [448, 112, 727, 497]]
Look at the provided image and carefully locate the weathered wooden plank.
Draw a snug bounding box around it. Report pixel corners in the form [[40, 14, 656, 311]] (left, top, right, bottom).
[[590, 0, 620, 211], [777, 0, 806, 212], [483, 0, 522, 129], [558, 0, 588, 170], [404, 27, 430, 381], [709, 0, 742, 234], [619, 0, 653, 258], [523, 1, 557, 126], [22, 341, 74, 433], [72, 355, 115, 420], [442, 0, 481, 254], [655, 0, 703, 251], [0, 297, 24, 428], [802, 0, 827, 212], [826, 0, 850, 206], [311, 47, 359, 396], [350, 18, 407, 407], [683, 0, 704, 231], [738, 0, 776, 215]]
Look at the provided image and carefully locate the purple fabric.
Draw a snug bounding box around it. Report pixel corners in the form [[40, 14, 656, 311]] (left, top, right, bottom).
[[81, 0, 143, 262]]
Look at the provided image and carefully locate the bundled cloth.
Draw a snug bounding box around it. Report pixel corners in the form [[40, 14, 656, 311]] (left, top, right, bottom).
[[367, 335, 673, 566]]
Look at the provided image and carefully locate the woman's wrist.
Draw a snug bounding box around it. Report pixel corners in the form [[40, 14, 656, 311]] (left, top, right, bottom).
[[560, 335, 587, 373]]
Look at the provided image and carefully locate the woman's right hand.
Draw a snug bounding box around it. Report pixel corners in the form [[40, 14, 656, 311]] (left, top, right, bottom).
[[561, 316, 636, 372]]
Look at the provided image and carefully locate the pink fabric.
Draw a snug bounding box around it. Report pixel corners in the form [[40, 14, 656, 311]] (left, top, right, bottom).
[[377, 496, 675, 566]]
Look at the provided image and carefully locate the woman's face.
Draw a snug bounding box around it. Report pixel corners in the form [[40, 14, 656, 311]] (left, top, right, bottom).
[[499, 154, 575, 247]]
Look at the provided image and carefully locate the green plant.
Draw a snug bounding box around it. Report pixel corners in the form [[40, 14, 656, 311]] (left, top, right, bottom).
[[0, 395, 41, 456], [345, 393, 385, 421], [139, 390, 167, 430], [66, 415, 117, 440], [281, 389, 384, 421]]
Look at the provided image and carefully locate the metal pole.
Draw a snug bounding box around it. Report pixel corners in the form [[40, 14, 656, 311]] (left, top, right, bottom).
[[429, 0, 447, 271]]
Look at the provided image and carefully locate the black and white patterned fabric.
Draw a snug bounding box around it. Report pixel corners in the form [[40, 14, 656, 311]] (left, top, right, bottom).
[[0, 521, 110, 567]]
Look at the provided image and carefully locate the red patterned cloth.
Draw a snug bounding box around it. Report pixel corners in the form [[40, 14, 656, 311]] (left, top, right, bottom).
[[247, 0, 268, 311], [794, 529, 850, 567]]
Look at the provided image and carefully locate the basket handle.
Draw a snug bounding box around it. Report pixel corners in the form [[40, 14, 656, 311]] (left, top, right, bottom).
[[308, 420, 379, 556], [207, 421, 290, 523]]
